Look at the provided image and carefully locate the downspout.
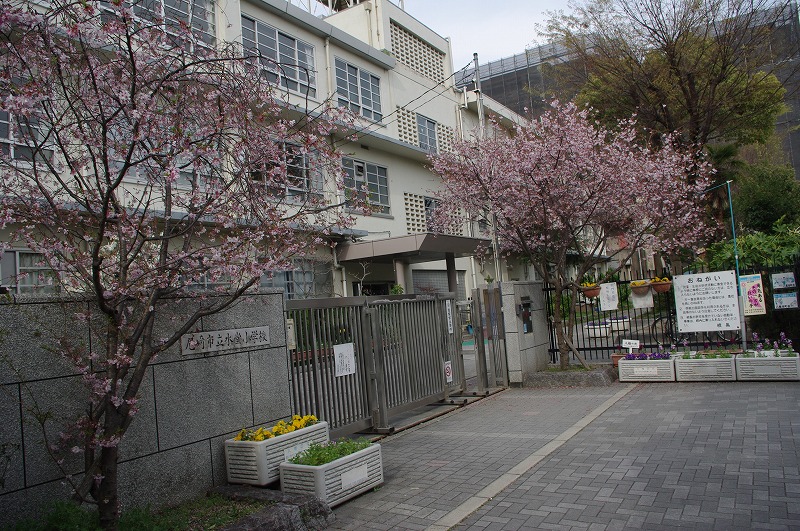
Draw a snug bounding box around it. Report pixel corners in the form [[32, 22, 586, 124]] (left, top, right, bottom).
[[332, 242, 348, 297], [324, 36, 333, 99], [363, 3, 374, 48], [455, 84, 478, 293]]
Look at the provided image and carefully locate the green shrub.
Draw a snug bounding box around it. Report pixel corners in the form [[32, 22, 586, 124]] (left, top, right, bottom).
[[289, 439, 371, 466]]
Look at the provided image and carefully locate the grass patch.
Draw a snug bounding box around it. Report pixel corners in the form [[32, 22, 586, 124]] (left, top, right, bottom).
[[7, 494, 269, 531]]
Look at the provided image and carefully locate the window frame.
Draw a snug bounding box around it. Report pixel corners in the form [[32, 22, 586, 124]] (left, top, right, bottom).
[[100, 0, 216, 46], [249, 142, 323, 201], [342, 157, 390, 215], [334, 58, 383, 122], [2, 250, 60, 295], [241, 15, 317, 98], [0, 109, 54, 164], [417, 114, 437, 153]]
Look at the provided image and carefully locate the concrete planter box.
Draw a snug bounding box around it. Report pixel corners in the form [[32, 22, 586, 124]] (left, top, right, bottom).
[[736, 356, 800, 381], [224, 422, 329, 486], [586, 322, 610, 338], [280, 444, 384, 507], [618, 359, 675, 382], [674, 356, 736, 381], [607, 317, 630, 332]]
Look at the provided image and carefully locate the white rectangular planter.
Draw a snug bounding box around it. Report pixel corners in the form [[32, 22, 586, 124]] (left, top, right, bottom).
[[674, 357, 736, 381], [586, 323, 610, 338], [618, 359, 675, 382], [225, 421, 329, 486], [607, 317, 630, 332], [280, 443, 384, 507], [735, 356, 800, 381]]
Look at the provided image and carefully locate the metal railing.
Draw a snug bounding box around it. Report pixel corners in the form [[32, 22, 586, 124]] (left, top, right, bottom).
[[545, 262, 800, 364], [285, 293, 464, 438]]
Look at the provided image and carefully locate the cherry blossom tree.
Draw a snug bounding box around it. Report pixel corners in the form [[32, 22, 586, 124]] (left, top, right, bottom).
[[0, 0, 357, 526], [431, 102, 713, 369]]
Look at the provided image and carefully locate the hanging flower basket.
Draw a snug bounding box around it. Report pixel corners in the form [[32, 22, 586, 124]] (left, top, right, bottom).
[[581, 286, 601, 298], [651, 281, 672, 293], [630, 282, 651, 296]]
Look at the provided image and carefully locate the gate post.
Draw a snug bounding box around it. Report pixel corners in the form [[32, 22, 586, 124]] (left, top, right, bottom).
[[471, 289, 489, 394], [435, 294, 450, 400], [365, 307, 393, 434]]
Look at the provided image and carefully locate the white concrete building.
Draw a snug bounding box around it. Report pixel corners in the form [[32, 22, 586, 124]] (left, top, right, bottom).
[[0, 0, 528, 299]]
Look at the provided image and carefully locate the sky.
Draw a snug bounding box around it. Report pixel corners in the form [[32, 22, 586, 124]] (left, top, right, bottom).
[[397, 0, 572, 69]]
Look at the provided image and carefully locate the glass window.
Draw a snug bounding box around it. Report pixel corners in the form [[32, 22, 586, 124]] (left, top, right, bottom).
[[334, 58, 382, 121], [250, 143, 322, 200], [424, 196, 440, 231], [342, 157, 389, 214], [417, 115, 437, 153], [17, 252, 59, 294], [261, 266, 317, 299], [104, 0, 216, 45], [241, 16, 317, 98], [0, 110, 53, 162]]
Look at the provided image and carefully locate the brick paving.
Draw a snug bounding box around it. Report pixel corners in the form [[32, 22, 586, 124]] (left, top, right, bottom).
[[330, 383, 800, 530]]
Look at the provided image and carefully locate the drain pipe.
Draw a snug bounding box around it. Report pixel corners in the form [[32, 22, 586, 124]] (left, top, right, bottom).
[[332, 242, 348, 297]]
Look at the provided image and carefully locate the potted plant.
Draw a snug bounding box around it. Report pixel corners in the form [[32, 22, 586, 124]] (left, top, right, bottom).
[[650, 276, 672, 293], [225, 415, 328, 486], [674, 340, 736, 382], [737, 332, 800, 381], [580, 281, 601, 298], [618, 348, 675, 381], [629, 280, 651, 296], [280, 438, 384, 507]]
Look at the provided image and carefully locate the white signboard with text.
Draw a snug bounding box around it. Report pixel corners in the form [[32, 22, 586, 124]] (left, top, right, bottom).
[[334, 343, 356, 377], [774, 292, 799, 310], [674, 271, 740, 333]]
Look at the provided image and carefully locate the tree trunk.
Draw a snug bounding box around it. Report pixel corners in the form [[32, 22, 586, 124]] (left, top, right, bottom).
[[96, 444, 120, 530], [551, 282, 571, 369]]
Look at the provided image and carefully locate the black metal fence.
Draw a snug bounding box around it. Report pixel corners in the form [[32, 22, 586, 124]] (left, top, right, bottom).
[[545, 262, 800, 364]]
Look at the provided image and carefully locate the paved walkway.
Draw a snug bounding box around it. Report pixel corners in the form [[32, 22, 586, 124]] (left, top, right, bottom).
[[330, 382, 800, 530]]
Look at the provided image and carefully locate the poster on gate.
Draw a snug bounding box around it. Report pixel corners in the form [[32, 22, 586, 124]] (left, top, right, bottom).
[[334, 343, 356, 377], [740, 273, 767, 316], [674, 271, 740, 333], [599, 282, 619, 311]]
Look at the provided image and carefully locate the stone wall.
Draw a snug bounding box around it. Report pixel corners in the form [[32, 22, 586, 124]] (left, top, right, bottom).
[[499, 281, 550, 385], [0, 290, 290, 525]]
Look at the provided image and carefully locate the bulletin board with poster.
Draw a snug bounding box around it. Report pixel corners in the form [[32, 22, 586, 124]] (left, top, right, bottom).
[[673, 271, 740, 333]]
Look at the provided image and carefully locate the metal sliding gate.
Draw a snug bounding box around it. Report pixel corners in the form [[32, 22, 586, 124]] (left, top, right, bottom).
[[285, 294, 465, 438]]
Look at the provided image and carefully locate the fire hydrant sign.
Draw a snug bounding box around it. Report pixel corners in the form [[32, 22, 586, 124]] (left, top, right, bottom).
[[674, 271, 740, 333], [740, 273, 767, 316], [334, 343, 356, 377]]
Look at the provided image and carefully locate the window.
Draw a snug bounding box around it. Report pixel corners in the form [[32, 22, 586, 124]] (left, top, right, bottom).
[[1, 251, 60, 294], [0, 110, 53, 162], [102, 0, 216, 45], [424, 196, 440, 230], [261, 261, 328, 299], [417, 115, 437, 153], [241, 16, 316, 98], [343, 157, 389, 214], [334, 59, 382, 121], [250, 143, 322, 200]]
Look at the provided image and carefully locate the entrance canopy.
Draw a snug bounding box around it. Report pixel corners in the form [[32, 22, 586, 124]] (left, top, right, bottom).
[[336, 233, 488, 264]]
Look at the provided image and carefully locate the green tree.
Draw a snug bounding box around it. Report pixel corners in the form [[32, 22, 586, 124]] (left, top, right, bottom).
[[544, 0, 792, 149], [734, 165, 800, 233], [705, 218, 800, 270]]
